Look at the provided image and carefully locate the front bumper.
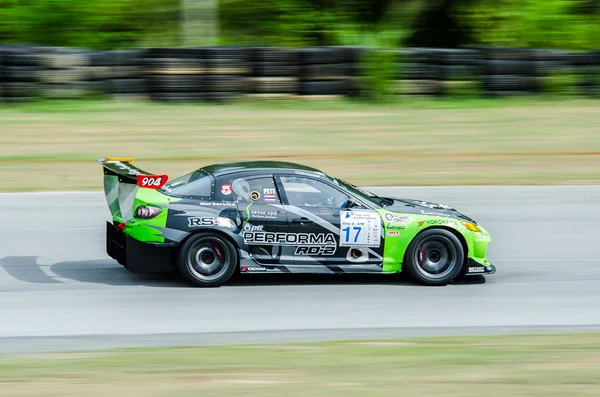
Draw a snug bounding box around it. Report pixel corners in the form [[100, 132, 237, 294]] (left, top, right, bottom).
[[464, 258, 496, 275], [106, 221, 175, 273]]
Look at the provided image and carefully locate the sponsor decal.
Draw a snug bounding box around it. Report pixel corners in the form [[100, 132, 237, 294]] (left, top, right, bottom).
[[468, 266, 485, 273], [188, 216, 235, 228], [251, 210, 278, 219], [244, 232, 336, 246], [243, 224, 264, 232], [137, 175, 168, 189], [420, 210, 451, 217], [114, 161, 140, 175], [188, 217, 218, 227], [340, 210, 381, 248], [221, 184, 232, 195], [198, 201, 237, 207], [387, 231, 400, 237], [418, 219, 458, 227], [294, 170, 323, 178], [295, 246, 336, 256], [241, 266, 268, 272], [384, 213, 411, 223], [419, 201, 454, 210], [250, 191, 260, 201], [387, 224, 405, 230], [263, 188, 277, 202]]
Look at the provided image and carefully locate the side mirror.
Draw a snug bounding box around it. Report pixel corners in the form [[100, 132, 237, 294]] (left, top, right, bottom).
[[345, 198, 359, 208]]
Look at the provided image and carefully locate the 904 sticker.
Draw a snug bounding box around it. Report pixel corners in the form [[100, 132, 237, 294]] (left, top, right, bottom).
[[137, 175, 168, 189]]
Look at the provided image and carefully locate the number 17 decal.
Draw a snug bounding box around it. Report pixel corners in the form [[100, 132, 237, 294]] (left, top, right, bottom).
[[342, 226, 362, 243]]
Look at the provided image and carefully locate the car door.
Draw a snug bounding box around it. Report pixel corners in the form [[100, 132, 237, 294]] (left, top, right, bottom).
[[220, 174, 294, 266], [275, 174, 385, 269]]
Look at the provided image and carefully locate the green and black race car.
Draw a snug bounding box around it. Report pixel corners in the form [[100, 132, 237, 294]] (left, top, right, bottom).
[[99, 157, 495, 287]]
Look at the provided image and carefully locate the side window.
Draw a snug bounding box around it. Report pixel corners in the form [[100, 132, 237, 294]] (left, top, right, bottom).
[[161, 171, 212, 198], [229, 176, 281, 204], [279, 176, 349, 208]]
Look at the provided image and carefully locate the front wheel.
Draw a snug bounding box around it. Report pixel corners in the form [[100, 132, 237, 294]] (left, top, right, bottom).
[[404, 228, 465, 286], [176, 232, 238, 287]]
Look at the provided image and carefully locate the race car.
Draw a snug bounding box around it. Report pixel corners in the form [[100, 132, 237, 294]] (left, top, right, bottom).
[[98, 157, 495, 287]]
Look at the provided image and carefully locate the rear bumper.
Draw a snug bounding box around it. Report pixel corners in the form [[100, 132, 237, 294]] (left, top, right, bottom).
[[106, 221, 175, 273]]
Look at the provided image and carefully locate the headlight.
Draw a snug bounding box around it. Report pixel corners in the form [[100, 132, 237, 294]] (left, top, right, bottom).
[[461, 221, 482, 232]]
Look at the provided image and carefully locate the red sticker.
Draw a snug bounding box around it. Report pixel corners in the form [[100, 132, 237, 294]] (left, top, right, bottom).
[[137, 175, 168, 189], [221, 184, 232, 195]]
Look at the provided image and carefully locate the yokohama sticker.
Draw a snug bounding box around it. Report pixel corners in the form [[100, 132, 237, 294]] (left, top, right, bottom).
[[221, 184, 232, 195], [241, 266, 267, 272], [418, 219, 457, 227]]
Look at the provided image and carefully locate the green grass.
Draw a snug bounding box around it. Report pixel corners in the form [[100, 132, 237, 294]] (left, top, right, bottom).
[[1, 97, 600, 191], [1, 332, 600, 396]]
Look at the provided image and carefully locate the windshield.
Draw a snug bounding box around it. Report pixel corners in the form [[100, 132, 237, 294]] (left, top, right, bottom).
[[334, 178, 390, 207], [160, 169, 212, 197]]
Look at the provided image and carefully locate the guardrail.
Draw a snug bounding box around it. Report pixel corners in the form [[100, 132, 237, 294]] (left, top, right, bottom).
[[0, 44, 598, 102]]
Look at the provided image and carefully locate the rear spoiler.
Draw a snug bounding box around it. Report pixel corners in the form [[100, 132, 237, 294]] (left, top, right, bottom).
[[96, 157, 168, 222]]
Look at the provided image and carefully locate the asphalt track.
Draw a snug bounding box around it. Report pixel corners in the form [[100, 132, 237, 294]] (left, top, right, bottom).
[[1, 186, 600, 355]]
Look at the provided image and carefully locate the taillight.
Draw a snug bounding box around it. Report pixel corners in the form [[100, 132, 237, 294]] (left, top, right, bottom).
[[134, 206, 162, 219]]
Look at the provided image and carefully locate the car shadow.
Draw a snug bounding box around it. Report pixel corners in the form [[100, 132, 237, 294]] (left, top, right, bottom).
[[225, 272, 416, 287], [47, 258, 486, 288], [50, 259, 189, 287]]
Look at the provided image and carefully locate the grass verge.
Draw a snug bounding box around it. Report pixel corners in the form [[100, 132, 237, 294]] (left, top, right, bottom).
[[1, 97, 600, 191], [1, 332, 600, 396]]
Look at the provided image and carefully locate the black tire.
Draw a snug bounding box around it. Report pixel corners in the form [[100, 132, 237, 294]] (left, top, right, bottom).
[[404, 228, 465, 286], [176, 232, 238, 287]]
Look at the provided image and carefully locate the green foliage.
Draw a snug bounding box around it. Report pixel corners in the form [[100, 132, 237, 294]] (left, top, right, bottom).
[[454, 0, 600, 50], [0, 0, 180, 49], [219, 0, 425, 47]]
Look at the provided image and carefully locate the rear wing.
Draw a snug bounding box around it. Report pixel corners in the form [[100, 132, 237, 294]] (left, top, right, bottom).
[[96, 157, 168, 222]]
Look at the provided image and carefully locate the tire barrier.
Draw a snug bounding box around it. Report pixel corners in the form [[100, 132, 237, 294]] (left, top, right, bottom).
[[248, 47, 300, 100], [1, 44, 598, 103], [298, 47, 357, 99]]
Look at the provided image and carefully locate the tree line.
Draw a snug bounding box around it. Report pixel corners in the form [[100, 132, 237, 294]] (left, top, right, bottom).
[[0, 0, 598, 50]]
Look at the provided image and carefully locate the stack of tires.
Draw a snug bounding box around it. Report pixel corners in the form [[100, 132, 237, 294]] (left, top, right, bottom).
[[298, 47, 353, 99], [568, 51, 600, 97], [248, 47, 300, 100], [438, 48, 482, 98], [107, 50, 148, 100], [201, 46, 251, 103], [144, 48, 202, 102], [85, 51, 113, 98], [479, 47, 540, 97], [0, 45, 41, 102], [37, 47, 93, 99], [394, 48, 444, 98]]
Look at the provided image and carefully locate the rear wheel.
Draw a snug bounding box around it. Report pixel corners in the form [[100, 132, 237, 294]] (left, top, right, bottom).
[[176, 232, 238, 287], [404, 228, 465, 286]]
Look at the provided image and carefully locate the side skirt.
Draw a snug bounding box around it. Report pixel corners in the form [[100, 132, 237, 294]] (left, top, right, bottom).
[[239, 263, 385, 274]]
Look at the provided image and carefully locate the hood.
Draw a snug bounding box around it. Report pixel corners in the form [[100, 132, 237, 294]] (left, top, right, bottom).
[[381, 197, 478, 224]]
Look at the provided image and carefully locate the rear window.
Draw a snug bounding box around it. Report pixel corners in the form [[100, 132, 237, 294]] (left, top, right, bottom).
[[161, 170, 213, 198]]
